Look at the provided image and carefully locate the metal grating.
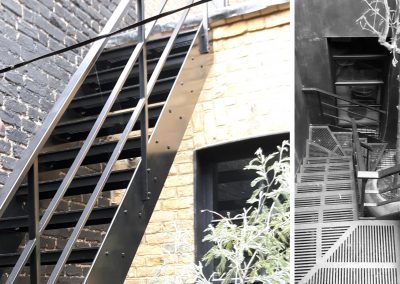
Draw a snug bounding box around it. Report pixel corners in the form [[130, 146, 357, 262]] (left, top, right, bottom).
[[296, 197, 321, 208], [297, 221, 400, 284], [296, 183, 323, 194], [377, 148, 396, 170], [310, 126, 345, 156], [323, 209, 355, 222], [295, 212, 319, 224], [296, 126, 400, 284], [295, 228, 317, 283], [307, 268, 398, 284], [304, 156, 352, 165], [301, 162, 351, 173], [328, 225, 397, 263], [298, 171, 353, 183], [321, 226, 349, 255]]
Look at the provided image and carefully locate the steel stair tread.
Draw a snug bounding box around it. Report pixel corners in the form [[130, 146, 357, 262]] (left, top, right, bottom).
[[0, 206, 117, 232], [17, 168, 135, 199], [0, 247, 98, 268], [38, 137, 141, 171], [83, 51, 186, 87], [52, 103, 163, 142], [300, 162, 352, 173], [69, 76, 175, 115], [93, 30, 196, 72]]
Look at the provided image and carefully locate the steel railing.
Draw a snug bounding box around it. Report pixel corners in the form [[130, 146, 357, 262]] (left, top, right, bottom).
[[352, 119, 400, 214], [303, 87, 386, 139], [1, 0, 210, 283]]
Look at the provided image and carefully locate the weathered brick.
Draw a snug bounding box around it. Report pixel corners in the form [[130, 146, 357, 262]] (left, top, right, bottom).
[[2, 0, 22, 16], [7, 128, 28, 145], [2, 156, 17, 170], [0, 140, 11, 154]]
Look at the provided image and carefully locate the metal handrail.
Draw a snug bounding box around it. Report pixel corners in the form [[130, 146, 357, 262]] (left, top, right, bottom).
[[47, 2, 194, 283], [6, 0, 172, 282], [352, 119, 367, 213], [352, 119, 400, 208], [303, 87, 386, 114], [0, 0, 132, 219], [3, 0, 209, 281]]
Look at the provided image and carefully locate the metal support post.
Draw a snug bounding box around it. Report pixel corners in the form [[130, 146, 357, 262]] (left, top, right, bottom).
[[138, 0, 149, 201], [28, 160, 40, 283]]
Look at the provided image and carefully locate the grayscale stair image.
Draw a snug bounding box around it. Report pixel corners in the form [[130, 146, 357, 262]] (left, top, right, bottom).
[[295, 125, 400, 284]]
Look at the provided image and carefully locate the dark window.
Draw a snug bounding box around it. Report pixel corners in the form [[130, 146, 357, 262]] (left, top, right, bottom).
[[194, 132, 289, 280]]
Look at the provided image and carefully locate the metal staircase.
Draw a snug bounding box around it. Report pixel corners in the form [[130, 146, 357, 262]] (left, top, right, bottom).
[[295, 125, 400, 284], [0, 0, 211, 283]]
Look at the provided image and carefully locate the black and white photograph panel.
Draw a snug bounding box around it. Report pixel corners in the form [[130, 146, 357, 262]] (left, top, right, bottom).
[[295, 0, 400, 283]]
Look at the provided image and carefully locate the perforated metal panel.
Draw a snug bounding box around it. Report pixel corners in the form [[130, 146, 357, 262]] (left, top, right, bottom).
[[310, 126, 345, 156]]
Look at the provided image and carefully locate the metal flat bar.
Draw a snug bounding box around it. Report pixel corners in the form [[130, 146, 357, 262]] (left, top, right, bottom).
[[321, 102, 380, 123], [138, 0, 149, 201], [38, 137, 141, 171], [0, 206, 117, 232], [85, 21, 208, 284], [378, 196, 400, 206], [146, 2, 192, 95], [47, 97, 145, 283], [17, 169, 135, 199], [358, 164, 400, 179], [360, 142, 373, 151], [0, 247, 98, 268], [335, 80, 384, 85], [38, 9, 162, 236], [380, 184, 400, 194], [323, 113, 371, 129], [332, 54, 386, 60], [6, 239, 36, 283], [358, 171, 379, 179], [0, 0, 132, 219], [303, 88, 386, 114], [51, 4, 193, 284], [28, 160, 40, 284], [69, 76, 175, 111]]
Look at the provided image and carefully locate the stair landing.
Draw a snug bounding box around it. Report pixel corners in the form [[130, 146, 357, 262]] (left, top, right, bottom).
[[295, 126, 400, 283]]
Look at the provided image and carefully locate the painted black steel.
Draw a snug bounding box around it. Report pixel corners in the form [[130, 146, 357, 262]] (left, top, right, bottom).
[[84, 21, 210, 284], [0, 206, 117, 232], [138, 0, 149, 201], [28, 161, 40, 284], [0, 248, 98, 268], [0, 0, 132, 219], [17, 169, 135, 200]]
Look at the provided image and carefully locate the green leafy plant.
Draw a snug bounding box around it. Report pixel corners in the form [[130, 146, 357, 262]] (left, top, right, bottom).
[[195, 141, 290, 284]]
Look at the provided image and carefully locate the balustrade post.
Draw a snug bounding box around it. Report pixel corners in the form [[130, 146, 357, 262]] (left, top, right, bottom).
[[28, 160, 40, 283], [138, 0, 149, 201]]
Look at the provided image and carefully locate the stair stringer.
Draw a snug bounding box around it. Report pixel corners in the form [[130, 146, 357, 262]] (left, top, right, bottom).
[[84, 25, 212, 284], [298, 220, 400, 284]]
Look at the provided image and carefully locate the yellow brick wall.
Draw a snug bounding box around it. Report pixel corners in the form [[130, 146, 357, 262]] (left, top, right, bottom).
[[125, 5, 290, 283]]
